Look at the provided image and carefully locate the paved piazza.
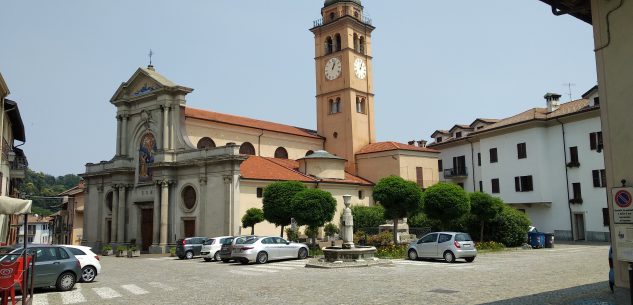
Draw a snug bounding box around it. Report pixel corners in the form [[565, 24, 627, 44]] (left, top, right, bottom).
[[30, 243, 613, 305]]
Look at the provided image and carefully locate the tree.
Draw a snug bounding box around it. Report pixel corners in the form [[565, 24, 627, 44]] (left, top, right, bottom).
[[469, 192, 504, 242], [324, 223, 339, 239], [291, 189, 337, 245], [423, 182, 470, 230], [262, 181, 307, 237], [351, 205, 386, 232], [373, 176, 424, 244], [241, 208, 265, 235], [488, 205, 531, 247]]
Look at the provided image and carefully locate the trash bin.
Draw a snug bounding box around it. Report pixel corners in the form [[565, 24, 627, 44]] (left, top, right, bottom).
[[528, 232, 545, 249], [544, 233, 555, 248]]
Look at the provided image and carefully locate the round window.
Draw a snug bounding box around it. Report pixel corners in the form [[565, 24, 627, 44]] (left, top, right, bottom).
[[182, 186, 197, 210]]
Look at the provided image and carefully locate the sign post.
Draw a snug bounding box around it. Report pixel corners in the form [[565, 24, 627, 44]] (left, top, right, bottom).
[[613, 187, 633, 263]]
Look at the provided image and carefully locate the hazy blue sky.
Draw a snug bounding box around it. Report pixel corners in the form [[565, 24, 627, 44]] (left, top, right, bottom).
[[1, 0, 596, 176]]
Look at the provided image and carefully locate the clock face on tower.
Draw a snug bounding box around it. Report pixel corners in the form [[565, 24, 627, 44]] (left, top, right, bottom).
[[354, 58, 367, 80], [325, 57, 342, 80]]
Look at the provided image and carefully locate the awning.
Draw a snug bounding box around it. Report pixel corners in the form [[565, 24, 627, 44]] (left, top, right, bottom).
[[0, 196, 32, 214]]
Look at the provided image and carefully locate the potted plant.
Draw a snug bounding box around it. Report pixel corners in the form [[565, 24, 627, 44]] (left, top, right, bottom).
[[127, 239, 141, 257], [116, 245, 127, 257], [101, 244, 113, 256], [169, 246, 176, 257]]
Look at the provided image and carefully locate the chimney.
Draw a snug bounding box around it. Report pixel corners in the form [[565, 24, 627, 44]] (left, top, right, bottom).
[[544, 93, 562, 112], [417, 140, 427, 148], [407, 140, 416, 146]]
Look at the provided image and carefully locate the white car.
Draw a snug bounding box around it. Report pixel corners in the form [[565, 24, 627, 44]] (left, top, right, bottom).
[[64, 245, 102, 282], [201, 236, 233, 262], [231, 236, 309, 264]]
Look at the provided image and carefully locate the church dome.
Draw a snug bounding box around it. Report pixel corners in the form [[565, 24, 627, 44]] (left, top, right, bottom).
[[324, 0, 362, 8]]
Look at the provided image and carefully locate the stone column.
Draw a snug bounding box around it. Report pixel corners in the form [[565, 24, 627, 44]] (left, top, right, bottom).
[[168, 106, 174, 150], [115, 116, 122, 156], [117, 185, 126, 243], [159, 180, 169, 250], [111, 185, 119, 243], [95, 185, 104, 246], [121, 115, 128, 156], [223, 175, 233, 235], [341, 194, 354, 249], [198, 176, 207, 235], [162, 106, 169, 150]]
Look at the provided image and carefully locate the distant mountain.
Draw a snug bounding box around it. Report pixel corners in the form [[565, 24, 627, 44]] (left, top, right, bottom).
[[19, 169, 80, 216]]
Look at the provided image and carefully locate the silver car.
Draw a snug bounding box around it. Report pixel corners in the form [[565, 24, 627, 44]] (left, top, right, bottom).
[[407, 232, 477, 263], [231, 236, 309, 264]]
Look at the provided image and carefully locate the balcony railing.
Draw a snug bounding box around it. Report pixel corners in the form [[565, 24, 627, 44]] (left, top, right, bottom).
[[313, 13, 372, 28], [444, 167, 468, 178], [10, 156, 28, 170]]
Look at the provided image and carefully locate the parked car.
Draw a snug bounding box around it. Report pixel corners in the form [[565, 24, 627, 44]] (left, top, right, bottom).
[[219, 236, 256, 263], [176, 237, 208, 259], [609, 246, 614, 292], [64, 245, 102, 283], [6, 245, 82, 291], [231, 236, 309, 264], [201, 236, 233, 262], [407, 232, 477, 263]]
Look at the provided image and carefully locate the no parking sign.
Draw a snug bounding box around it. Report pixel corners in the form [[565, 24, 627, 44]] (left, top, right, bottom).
[[613, 187, 633, 223]]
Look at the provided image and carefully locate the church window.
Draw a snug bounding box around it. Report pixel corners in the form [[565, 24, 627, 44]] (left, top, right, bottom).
[[138, 132, 157, 183], [333, 132, 338, 138], [356, 97, 366, 114], [196, 137, 216, 149], [329, 12, 336, 21], [274, 147, 289, 159], [329, 98, 341, 114], [358, 190, 365, 200], [181, 186, 197, 210], [335, 34, 341, 52], [239, 142, 256, 155], [353, 34, 359, 52], [325, 37, 333, 54], [359, 36, 366, 54], [106, 192, 113, 212], [306, 150, 314, 156], [256, 188, 263, 198]]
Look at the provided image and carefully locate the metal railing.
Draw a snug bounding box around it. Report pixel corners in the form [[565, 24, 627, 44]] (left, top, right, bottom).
[[444, 167, 468, 178], [10, 156, 28, 170], [313, 13, 372, 27]]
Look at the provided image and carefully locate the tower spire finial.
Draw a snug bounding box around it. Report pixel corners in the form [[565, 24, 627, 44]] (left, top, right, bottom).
[[148, 49, 155, 71]]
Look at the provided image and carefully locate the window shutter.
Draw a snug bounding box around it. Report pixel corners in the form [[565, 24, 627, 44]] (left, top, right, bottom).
[[603, 208, 610, 226], [601, 170, 607, 187], [592, 170, 600, 187], [416, 167, 423, 187], [477, 153, 481, 166], [515, 177, 520, 192], [589, 133, 597, 150]]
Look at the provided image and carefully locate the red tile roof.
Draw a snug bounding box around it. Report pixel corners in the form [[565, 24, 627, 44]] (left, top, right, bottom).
[[185, 107, 323, 139], [240, 156, 373, 186], [356, 142, 439, 155]]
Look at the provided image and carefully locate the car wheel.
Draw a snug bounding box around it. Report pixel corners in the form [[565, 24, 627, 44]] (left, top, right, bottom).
[[214, 251, 221, 261], [408, 249, 419, 260], [185, 251, 194, 259], [465, 257, 475, 263], [256, 252, 268, 264], [221, 258, 230, 263], [298, 248, 308, 259], [56, 272, 76, 291], [81, 266, 97, 283], [203, 257, 212, 262], [443, 251, 456, 263]]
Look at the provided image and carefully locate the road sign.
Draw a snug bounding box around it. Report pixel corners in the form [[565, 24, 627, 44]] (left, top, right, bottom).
[[613, 188, 633, 224]]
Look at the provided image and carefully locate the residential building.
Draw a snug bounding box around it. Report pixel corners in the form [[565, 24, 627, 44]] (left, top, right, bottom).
[[52, 181, 85, 245], [0, 72, 28, 246], [17, 215, 50, 244], [429, 88, 608, 241], [82, 0, 439, 253]]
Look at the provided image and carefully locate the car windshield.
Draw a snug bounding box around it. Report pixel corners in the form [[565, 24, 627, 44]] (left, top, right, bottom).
[[221, 238, 234, 245], [204, 239, 215, 246], [455, 233, 473, 242]]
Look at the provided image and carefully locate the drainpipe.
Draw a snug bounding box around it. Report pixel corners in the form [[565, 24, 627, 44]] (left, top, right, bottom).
[[466, 138, 476, 192], [557, 118, 574, 241], [257, 129, 264, 157]]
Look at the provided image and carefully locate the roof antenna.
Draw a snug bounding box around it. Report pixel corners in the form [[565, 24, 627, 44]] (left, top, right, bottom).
[[563, 82, 575, 101], [148, 49, 155, 71]]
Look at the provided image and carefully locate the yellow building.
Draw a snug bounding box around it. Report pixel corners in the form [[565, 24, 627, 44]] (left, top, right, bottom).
[[82, 0, 439, 253]]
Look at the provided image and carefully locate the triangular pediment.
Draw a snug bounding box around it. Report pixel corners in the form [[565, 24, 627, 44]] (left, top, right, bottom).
[[110, 67, 192, 103]]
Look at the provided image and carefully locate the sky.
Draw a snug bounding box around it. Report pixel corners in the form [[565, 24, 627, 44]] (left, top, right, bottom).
[[0, 0, 596, 177]]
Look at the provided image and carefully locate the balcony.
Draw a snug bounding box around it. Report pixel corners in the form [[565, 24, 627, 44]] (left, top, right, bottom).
[[313, 13, 373, 28], [444, 167, 468, 179], [9, 155, 28, 179]]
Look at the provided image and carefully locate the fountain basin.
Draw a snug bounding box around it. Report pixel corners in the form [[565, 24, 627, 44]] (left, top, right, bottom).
[[322, 246, 377, 262]]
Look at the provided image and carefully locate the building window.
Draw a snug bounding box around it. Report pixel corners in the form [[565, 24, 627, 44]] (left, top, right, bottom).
[[479, 181, 483, 192], [27, 237, 33, 243], [436, 137, 443, 143], [306, 150, 314, 156], [329, 98, 341, 114], [572, 183, 582, 202], [274, 147, 289, 159], [356, 97, 366, 114], [514, 175, 534, 192], [416, 167, 423, 188], [593, 169, 607, 188], [490, 148, 498, 163], [452, 156, 467, 176], [603, 208, 610, 226], [358, 190, 365, 200], [359, 36, 365, 54], [568, 146, 580, 166], [477, 153, 481, 166], [353, 33, 359, 52], [455, 132, 462, 139], [517, 143, 527, 159], [239, 142, 256, 155], [491, 179, 500, 194], [196, 137, 216, 149], [438, 160, 443, 172], [594, 97, 600, 107], [329, 12, 336, 21], [182, 186, 197, 210], [334, 34, 341, 52], [325, 36, 333, 54], [256, 188, 263, 198], [27, 225, 36, 236], [589, 131, 603, 151]]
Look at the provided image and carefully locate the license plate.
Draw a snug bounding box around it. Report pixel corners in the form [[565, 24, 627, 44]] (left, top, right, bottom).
[[463, 244, 470, 247]]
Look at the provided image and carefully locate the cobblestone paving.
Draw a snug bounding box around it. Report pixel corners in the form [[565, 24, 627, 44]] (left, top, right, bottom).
[[27, 243, 613, 305]]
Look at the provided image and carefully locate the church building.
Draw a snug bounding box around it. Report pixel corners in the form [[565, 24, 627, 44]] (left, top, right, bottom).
[[82, 0, 439, 253]]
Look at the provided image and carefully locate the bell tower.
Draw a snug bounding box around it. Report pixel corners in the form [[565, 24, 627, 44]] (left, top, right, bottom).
[[311, 0, 376, 174]]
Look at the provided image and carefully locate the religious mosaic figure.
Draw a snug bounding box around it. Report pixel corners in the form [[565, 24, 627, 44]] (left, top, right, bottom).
[[138, 132, 157, 182]]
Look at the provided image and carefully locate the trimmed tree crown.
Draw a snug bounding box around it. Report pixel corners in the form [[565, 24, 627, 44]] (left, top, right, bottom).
[[291, 188, 337, 228], [262, 181, 307, 227], [422, 182, 470, 224], [373, 176, 423, 220]]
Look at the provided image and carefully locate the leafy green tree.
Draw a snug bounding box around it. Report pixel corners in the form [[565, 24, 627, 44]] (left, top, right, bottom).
[[291, 189, 337, 246], [241, 208, 265, 235], [407, 213, 441, 231], [351, 205, 386, 232], [487, 205, 531, 247], [373, 176, 424, 244], [324, 223, 339, 239], [304, 226, 320, 246], [469, 192, 504, 242], [19, 169, 82, 215], [422, 182, 470, 230], [262, 181, 306, 237]]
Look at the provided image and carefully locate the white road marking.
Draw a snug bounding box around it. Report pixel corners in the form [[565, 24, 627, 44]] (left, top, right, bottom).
[[93, 287, 122, 299], [148, 282, 175, 291], [240, 267, 278, 273], [121, 284, 149, 295], [32, 294, 49, 305], [61, 290, 86, 304]]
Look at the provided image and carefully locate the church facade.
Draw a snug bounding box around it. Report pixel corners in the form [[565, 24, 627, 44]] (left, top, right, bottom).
[[82, 0, 439, 253]]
